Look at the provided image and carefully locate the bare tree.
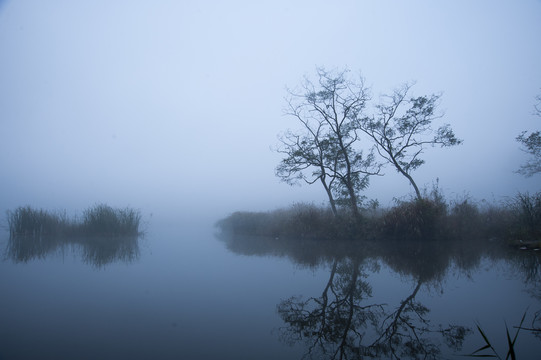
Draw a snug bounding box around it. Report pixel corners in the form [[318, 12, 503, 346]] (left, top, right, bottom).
[[276, 68, 380, 218], [358, 83, 462, 200], [276, 119, 339, 216], [516, 93, 541, 177]]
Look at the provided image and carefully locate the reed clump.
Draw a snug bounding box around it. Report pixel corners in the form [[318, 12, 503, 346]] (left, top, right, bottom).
[[5, 204, 142, 265], [82, 204, 141, 236], [7, 204, 141, 238], [7, 206, 70, 238]]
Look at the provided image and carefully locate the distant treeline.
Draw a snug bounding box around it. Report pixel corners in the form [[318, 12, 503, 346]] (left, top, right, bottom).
[[216, 190, 541, 245]]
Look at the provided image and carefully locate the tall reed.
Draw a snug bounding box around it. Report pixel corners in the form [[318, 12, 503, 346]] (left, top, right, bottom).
[[81, 204, 141, 236], [7, 204, 141, 238], [7, 206, 67, 237]]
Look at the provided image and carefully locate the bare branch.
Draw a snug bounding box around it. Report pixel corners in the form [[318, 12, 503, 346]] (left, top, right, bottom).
[[516, 130, 541, 177], [358, 84, 461, 200]]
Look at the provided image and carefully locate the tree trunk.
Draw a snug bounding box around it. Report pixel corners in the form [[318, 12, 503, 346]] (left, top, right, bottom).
[[403, 171, 422, 201], [321, 177, 338, 217], [335, 127, 361, 219], [389, 154, 422, 200], [345, 181, 361, 219]]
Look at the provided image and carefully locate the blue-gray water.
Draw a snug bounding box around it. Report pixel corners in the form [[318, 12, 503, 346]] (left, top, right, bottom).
[[1, 219, 540, 359]]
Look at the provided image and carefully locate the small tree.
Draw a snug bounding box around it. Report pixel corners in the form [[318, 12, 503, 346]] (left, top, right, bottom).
[[359, 83, 462, 200], [276, 123, 339, 216], [516, 93, 541, 177], [276, 68, 380, 218]]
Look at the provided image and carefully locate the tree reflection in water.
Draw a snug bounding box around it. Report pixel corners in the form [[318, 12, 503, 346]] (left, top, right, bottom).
[[220, 233, 540, 359], [4, 233, 140, 268], [277, 258, 384, 359], [277, 259, 468, 359]]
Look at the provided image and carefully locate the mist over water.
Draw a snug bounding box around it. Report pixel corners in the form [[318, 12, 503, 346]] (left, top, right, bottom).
[[1, 1, 541, 359]]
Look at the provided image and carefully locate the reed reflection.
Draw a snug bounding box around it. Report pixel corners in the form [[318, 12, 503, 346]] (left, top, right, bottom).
[[5, 233, 141, 268]]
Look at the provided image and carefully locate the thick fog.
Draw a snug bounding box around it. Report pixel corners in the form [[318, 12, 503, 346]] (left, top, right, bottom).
[[1, 0, 540, 223]]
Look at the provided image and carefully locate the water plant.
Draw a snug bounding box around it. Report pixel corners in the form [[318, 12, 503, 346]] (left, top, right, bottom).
[[465, 312, 526, 359], [81, 204, 141, 236], [7, 206, 69, 238], [7, 204, 141, 238]]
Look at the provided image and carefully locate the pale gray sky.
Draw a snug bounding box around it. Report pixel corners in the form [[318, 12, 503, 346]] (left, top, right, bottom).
[[1, 0, 540, 221]]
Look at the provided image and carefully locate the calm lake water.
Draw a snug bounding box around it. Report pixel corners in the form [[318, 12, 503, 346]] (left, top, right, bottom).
[[1, 217, 540, 359]]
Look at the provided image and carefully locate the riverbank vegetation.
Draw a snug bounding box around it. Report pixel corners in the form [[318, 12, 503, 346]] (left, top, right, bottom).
[[216, 190, 541, 246], [221, 68, 540, 247], [219, 203, 541, 359]]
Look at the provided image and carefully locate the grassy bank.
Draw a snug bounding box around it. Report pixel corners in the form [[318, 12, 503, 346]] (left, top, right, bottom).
[[7, 204, 142, 238], [216, 191, 541, 244]]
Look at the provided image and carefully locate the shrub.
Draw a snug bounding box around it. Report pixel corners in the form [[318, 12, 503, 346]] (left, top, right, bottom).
[[217, 204, 345, 240], [507, 192, 541, 241], [446, 199, 481, 240], [216, 190, 541, 244], [281, 203, 336, 239], [476, 201, 513, 241], [379, 198, 447, 241]]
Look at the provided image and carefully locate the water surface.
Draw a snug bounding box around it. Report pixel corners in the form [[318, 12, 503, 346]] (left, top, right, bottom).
[[1, 219, 540, 359]]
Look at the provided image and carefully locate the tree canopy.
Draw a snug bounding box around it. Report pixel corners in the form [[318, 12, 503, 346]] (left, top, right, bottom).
[[276, 68, 379, 218], [358, 83, 462, 200], [516, 93, 541, 177], [276, 68, 462, 216]]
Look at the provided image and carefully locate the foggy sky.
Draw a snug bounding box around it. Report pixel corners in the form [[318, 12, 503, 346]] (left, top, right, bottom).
[[1, 0, 540, 222]]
